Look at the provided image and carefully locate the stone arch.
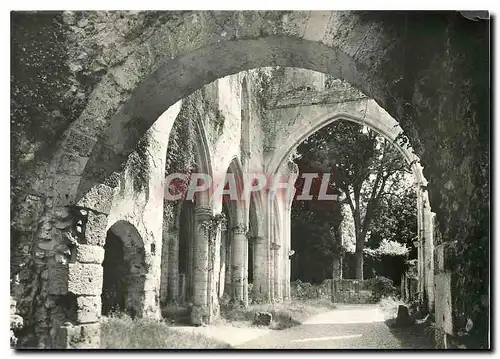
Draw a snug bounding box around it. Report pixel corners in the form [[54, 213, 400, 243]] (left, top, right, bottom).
[[102, 220, 146, 318], [265, 100, 425, 186], [72, 31, 385, 207], [192, 119, 214, 208], [268, 101, 434, 302], [12, 11, 488, 348], [160, 103, 213, 307]]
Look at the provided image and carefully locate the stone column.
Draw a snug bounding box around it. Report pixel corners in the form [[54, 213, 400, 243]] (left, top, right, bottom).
[[272, 242, 282, 301], [219, 220, 228, 298], [185, 208, 194, 302], [267, 204, 276, 303], [207, 214, 223, 322], [283, 206, 292, 300], [231, 223, 247, 306], [251, 235, 268, 302], [419, 188, 435, 312], [167, 224, 179, 303], [191, 205, 211, 325], [417, 185, 435, 308], [47, 205, 109, 349], [224, 228, 232, 298], [425, 210, 436, 311], [243, 231, 250, 305]]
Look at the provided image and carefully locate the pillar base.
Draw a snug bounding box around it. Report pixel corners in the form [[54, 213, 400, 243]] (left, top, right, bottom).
[[53, 323, 100, 349], [190, 305, 209, 326]]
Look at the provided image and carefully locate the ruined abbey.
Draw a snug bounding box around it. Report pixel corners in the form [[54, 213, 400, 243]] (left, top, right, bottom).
[[10, 11, 489, 349]]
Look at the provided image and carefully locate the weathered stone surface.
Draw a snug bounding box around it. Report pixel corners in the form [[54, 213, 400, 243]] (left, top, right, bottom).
[[83, 212, 108, 246], [48, 263, 70, 295], [57, 152, 89, 176], [64, 130, 97, 157], [76, 296, 101, 324], [253, 311, 272, 326], [68, 263, 103, 296], [76, 183, 114, 214], [10, 11, 490, 348], [190, 305, 208, 326], [75, 245, 105, 264], [51, 175, 82, 206], [435, 241, 457, 272], [54, 323, 100, 349], [435, 272, 453, 335]]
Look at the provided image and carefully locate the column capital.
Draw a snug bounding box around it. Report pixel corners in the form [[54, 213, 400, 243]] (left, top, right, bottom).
[[195, 205, 212, 220], [247, 235, 265, 242], [232, 223, 247, 235]]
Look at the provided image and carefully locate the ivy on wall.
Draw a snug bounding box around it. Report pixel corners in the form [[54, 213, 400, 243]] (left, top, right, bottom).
[[163, 101, 198, 223], [127, 135, 151, 195]]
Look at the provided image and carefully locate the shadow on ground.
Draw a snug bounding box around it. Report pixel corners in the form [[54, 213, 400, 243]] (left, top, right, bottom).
[[384, 318, 436, 349]]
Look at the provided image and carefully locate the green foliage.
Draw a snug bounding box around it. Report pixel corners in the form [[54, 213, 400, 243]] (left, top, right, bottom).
[[293, 120, 414, 280], [219, 299, 335, 330], [165, 105, 197, 176], [100, 314, 229, 349], [291, 197, 342, 283], [163, 102, 198, 223], [367, 186, 417, 255], [365, 276, 397, 302]]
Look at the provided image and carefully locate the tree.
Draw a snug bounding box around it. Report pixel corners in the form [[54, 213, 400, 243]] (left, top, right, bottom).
[[366, 185, 417, 257], [295, 121, 413, 280], [291, 188, 342, 283]]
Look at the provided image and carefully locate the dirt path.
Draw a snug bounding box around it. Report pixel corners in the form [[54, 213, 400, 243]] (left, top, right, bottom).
[[235, 304, 432, 349]]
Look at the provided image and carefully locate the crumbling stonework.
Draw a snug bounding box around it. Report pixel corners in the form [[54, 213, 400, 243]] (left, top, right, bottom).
[[11, 11, 489, 349]]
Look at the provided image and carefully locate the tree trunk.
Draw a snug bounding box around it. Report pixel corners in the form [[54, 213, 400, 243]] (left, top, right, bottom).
[[355, 251, 364, 280], [332, 254, 342, 280]]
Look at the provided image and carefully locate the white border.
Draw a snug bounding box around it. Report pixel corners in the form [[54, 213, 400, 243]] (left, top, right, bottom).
[[2, 2, 497, 358]]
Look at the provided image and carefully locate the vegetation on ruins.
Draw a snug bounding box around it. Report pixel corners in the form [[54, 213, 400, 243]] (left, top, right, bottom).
[[100, 315, 229, 349], [292, 120, 415, 281]]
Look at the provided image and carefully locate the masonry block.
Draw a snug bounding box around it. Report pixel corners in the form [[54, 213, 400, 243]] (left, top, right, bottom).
[[54, 323, 100, 349], [76, 182, 114, 215], [76, 245, 105, 264], [51, 175, 81, 206], [57, 152, 89, 176], [84, 212, 108, 246], [48, 263, 69, 295], [64, 130, 97, 157], [76, 296, 101, 324], [68, 263, 103, 296]]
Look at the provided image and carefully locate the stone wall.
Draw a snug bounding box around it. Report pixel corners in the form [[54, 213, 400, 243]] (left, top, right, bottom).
[[359, 12, 489, 347], [10, 11, 489, 348]]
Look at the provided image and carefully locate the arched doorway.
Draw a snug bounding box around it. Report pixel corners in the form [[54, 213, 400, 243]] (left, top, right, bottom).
[[101, 221, 146, 318]]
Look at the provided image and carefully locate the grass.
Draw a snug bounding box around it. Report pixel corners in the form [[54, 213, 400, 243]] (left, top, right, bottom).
[[100, 314, 230, 349], [218, 298, 336, 330]]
